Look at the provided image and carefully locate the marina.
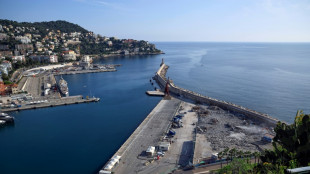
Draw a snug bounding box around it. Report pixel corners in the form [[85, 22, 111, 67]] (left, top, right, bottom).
[[0, 62, 120, 114]]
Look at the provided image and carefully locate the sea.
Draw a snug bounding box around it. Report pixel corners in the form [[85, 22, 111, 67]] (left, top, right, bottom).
[[0, 42, 309, 174]]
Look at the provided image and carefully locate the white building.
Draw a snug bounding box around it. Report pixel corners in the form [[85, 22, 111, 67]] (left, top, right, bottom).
[[15, 36, 31, 44], [12, 55, 26, 63], [49, 55, 58, 63], [81, 55, 92, 63]]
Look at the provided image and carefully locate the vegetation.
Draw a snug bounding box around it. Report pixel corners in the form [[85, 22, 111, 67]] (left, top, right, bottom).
[[218, 158, 256, 174], [0, 19, 88, 35], [216, 111, 310, 174], [255, 110, 310, 173]]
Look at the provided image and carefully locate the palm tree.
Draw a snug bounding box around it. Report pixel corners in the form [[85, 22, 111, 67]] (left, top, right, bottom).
[[238, 150, 244, 159], [229, 148, 237, 162], [223, 148, 229, 165], [245, 151, 251, 164], [253, 152, 260, 164], [218, 151, 223, 169]]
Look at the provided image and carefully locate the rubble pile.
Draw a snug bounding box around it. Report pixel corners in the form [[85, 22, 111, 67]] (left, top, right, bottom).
[[196, 105, 271, 152]]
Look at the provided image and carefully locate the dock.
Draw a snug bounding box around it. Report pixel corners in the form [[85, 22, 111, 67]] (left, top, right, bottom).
[[1, 95, 99, 112], [145, 91, 165, 96]]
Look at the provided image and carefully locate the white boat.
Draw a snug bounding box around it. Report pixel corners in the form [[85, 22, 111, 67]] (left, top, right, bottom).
[[0, 113, 14, 123]]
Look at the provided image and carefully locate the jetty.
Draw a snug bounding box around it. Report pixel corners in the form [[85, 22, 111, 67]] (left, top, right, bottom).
[[145, 90, 165, 96]]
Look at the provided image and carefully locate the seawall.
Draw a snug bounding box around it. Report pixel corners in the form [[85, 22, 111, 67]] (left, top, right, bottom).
[[154, 63, 279, 127]]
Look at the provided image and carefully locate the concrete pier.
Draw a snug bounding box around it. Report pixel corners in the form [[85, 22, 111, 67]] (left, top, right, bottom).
[[145, 91, 165, 96], [1, 96, 99, 112], [99, 98, 181, 174]]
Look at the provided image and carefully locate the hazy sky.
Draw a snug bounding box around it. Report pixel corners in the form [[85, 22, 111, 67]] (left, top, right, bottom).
[[0, 0, 309, 42]]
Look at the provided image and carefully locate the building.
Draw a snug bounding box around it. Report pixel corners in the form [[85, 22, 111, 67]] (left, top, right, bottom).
[[15, 36, 31, 44], [0, 51, 13, 57], [0, 82, 18, 95], [81, 55, 92, 63], [0, 33, 8, 41], [107, 41, 113, 46], [24, 33, 32, 40], [9, 83, 19, 94], [49, 55, 58, 63], [29, 55, 57, 63], [62, 50, 76, 61], [12, 55, 26, 63], [0, 82, 7, 95], [0, 45, 9, 50], [0, 61, 12, 75], [15, 44, 34, 51], [35, 42, 43, 49]]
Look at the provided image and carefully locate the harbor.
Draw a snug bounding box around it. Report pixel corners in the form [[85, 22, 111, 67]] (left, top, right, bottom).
[[98, 61, 279, 174], [0, 60, 120, 117]]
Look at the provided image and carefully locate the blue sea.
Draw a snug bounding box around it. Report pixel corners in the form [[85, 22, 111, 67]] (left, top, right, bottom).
[[0, 42, 309, 174]]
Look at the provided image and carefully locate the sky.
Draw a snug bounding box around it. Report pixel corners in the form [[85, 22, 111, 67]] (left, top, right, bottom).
[[0, 0, 309, 42]]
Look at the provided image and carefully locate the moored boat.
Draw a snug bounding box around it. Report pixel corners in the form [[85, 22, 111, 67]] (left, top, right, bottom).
[[58, 76, 69, 97], [0, 113, 14, 123]]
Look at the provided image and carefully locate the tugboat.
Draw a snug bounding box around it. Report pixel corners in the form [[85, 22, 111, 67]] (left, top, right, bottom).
[[58, 76, 69, 97]]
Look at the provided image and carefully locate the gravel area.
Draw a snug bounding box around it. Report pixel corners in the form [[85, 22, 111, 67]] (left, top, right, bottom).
[[195, 105, 274, 153]]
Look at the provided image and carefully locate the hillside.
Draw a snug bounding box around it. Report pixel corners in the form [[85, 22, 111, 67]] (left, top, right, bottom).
[[0, 19, 162, 61], [0, 19, 88, 35]]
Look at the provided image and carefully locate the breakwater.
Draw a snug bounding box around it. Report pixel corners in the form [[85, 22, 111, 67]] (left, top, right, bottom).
[[154, 63, 279, 127]]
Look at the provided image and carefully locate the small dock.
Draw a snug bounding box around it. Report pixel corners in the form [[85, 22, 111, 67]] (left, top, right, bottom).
[[146, 91, 165, 96], [1, 95, 100, 112]]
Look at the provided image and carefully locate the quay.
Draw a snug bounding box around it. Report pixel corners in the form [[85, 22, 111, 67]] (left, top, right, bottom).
[[1, 95, 99, 112], [99, 98, 181, 174]]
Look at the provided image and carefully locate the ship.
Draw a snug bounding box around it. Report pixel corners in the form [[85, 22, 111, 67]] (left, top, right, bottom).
[[58, 76, 69, 97]]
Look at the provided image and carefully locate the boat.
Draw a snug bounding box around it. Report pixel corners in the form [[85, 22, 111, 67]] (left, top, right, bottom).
[[0, 113, 14, 123], [58, 76, 69, 97]]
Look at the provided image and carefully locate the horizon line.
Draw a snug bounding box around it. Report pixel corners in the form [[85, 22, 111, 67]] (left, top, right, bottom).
[[149, 41, 310, 43]]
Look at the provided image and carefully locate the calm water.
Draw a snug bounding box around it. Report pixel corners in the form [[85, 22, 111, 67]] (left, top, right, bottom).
[[0, 42, 309, 174]]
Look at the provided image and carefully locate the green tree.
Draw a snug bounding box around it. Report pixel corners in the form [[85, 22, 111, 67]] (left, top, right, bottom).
[[257, 111, 310, 172]]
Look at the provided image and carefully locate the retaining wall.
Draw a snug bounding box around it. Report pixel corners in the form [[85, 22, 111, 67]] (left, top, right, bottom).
[[154, 63, 279, 127]]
